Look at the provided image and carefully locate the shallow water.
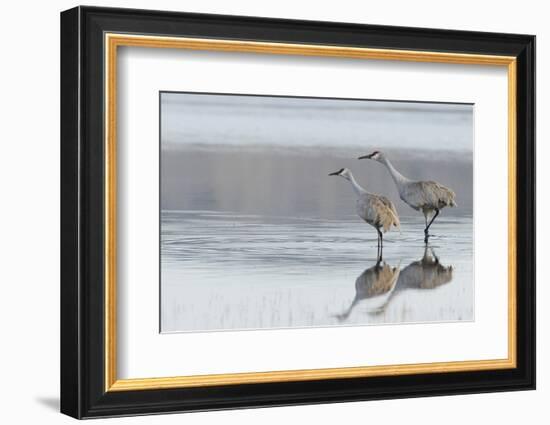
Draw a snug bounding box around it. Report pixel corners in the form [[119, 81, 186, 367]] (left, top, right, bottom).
[[160, 210, 473, 333]]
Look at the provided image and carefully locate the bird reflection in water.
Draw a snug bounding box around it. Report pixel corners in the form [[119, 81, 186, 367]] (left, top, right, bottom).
[[335, 262, 400, 321], [336, 245, 454, 322], [397, 245, 453, 291]]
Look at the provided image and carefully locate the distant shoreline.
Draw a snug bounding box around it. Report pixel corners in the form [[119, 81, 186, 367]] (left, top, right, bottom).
[[162, 141, 473, 160]]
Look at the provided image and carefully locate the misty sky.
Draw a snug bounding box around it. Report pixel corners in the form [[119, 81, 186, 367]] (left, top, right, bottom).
[[160, 92, 473, 218], [161, 92, 473, 152]]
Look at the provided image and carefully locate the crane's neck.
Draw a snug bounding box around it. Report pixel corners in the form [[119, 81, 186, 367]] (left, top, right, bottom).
[[347, 172, 367, 196], [381, 157, 410, 189]]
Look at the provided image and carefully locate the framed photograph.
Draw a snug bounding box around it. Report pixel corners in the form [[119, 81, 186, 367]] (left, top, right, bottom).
[[60, 6, 535, 419]]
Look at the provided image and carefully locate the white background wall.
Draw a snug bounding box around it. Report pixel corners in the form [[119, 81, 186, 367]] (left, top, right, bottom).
[[0, 0, 544, 423]]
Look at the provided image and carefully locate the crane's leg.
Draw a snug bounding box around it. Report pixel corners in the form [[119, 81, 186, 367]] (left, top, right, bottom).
[[376, 229, 380, 263], [424, 208, 440, 243], [423, 211, 429, 242], [377, 229, 383, 264]]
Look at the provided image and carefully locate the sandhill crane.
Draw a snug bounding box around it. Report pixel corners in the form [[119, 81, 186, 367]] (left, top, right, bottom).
[[358, 151, 456, 243], [335, 262, 400, 321], [329, 167, 400, 261]]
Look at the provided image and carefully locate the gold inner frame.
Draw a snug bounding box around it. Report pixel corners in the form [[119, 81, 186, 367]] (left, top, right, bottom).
[[104, 33, 517, 392]]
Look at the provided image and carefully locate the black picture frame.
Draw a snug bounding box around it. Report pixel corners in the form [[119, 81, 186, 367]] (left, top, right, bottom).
[[61, 5, 535, 419]]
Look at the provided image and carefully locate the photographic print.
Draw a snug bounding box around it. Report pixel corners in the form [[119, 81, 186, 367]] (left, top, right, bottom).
[[160, 92, 473, 333], [61, 9, 535, 417]]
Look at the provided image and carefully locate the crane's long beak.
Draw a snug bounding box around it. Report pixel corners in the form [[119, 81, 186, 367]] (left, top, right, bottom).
[[328, 169, 343, 176], [358, 153, 374, 160]]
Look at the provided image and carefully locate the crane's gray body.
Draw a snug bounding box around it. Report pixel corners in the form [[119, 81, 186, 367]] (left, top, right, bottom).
[[361, 151, 457, 220], [332, 168, 400, 234], [356, 192, 400, 233], [398, 180, 457, 215]]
